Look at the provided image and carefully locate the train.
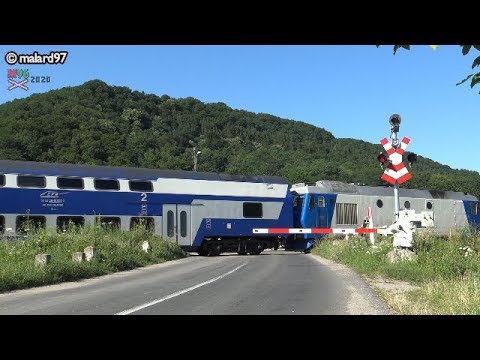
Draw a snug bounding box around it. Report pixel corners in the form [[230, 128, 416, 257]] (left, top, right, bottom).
[[0, 159, 479, 255], [288, 180, 480, 250]]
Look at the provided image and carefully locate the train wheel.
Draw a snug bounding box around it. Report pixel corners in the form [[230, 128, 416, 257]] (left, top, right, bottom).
[[248, 243, 262, 255], [208, 244, 221, 256], [197, 245, 208, 256], [237, 242, 248, 255]]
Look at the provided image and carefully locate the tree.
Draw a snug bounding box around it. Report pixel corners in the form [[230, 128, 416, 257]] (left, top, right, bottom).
[[381, 45, 480, 94]]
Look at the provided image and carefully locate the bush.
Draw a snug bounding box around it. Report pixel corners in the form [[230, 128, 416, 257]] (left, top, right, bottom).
[[0, 225, 187, 293]]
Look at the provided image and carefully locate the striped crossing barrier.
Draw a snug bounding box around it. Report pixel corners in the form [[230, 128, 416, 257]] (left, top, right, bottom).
[[253, 227, 378, 235]]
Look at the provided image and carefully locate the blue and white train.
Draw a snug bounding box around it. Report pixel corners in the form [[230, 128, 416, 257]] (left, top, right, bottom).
[[0, 160, 479, 255], [0, 160, 292, 256], [288, 180, 480, 251]]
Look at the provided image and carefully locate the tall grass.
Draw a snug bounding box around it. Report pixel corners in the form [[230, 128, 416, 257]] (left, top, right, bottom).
[[312, 227, 480, 314], [0, 224, 187, 293]]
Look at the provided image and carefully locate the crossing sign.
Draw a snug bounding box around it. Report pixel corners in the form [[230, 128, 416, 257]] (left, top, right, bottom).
[[379, 136, 412, 185]]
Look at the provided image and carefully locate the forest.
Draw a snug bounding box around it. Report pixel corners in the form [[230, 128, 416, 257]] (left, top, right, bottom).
[[1, 79, 478, 196]]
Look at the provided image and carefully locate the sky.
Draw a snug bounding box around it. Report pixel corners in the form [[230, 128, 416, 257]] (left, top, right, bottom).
[[0, 45, 478, 173]]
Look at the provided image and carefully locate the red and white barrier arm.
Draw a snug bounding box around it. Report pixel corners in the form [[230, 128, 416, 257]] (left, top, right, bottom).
[[253, 228, 378, 235]]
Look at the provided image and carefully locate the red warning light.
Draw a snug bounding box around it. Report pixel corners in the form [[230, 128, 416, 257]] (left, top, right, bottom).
[[377, 153, 387, 164], [407, 153, 417, 165]]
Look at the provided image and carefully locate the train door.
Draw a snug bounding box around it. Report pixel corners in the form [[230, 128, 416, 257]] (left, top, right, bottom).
[[162, 204, 192, 246], [317, 195, 329, 227], [304, 194, 317, 228]]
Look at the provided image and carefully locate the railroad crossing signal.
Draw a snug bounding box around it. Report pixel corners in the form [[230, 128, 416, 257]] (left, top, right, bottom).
[[407, 152, 417, 166], [379, 137, 412, 185]]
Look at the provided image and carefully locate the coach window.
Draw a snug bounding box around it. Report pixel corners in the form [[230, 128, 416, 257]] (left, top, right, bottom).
[[309, 196, 315, 209], [404, 201, 411, 209], [129, 180, 153, 192], [97, 217, 121, 230], [318, 196, 325, 208], [180, 211, 187, 237], [17, 175, 46, 188], [377, 199, 383, 208], [0, 216, 4, 234], [16, 216, 46, 235], [167, 211, 174, 237], [0, 174, 5, 187], [426, 201, 433, 210], [94, 179, 120, 191], [130, 217, 155, 232], [57, 177, 84, 189], [243, 202, 263, 218], [471, 203, 479, 215], [57, 216, 85, 231]]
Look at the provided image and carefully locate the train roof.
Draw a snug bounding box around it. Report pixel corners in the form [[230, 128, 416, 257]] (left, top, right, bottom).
[[0, 160, 289, 184], [291, 180, 479, 201]]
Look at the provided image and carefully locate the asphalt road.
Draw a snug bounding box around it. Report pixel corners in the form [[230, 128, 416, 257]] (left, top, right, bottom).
[[0, 250, 393, 315]]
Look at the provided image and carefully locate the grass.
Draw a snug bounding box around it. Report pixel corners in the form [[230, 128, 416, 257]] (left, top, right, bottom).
[[0, 224, 187, 293], [312, 227, 480, 314]]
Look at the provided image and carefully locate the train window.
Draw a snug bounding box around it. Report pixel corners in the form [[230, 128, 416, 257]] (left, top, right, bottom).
[[293, 195, 304, 208], [335, 203, 358, 225], [17, 175, 46, 188], [16, 216, 46, 235], [167, 211, 174, 237], [94, 179, 120, 191], [180, 211, 187, 237], [0, 216, 4, 234], [243, 202, 263, 218], [309, 196, 315, 209], [404, 201, 411, 209], [471, 203, 479, 215], [57, 216, 85, 230], [130, 217, 155, 231], [426, 201, 433, 210], [329, 198, 335, 206], [318, 196, 325, 208], [377, 199, 383, 208], [0, 174, 5, 187], [97, 217, 121, 230], [129, 180, 153, 192], [57, 177, 84, 189]]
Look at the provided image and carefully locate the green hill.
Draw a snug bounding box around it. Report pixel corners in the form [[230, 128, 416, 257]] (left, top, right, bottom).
[[1, 79, 478, 196]]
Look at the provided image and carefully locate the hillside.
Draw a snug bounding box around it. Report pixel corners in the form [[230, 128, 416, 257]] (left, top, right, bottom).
[[0, 79, 479, 196]]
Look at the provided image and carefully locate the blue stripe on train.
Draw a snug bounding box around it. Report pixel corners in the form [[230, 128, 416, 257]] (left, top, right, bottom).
[[0, 188, 286, 216]]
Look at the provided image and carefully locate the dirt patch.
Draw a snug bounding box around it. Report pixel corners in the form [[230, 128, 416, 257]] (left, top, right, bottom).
[[364, 276, 420, 294]]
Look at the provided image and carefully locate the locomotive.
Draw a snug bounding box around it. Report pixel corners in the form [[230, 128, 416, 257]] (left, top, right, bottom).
[[286, 180, 480, 251]]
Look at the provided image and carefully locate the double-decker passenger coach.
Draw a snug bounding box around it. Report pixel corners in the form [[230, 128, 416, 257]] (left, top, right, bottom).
[[0, 160, 293, 256]]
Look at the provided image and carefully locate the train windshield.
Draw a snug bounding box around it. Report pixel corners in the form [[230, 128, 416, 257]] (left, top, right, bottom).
[[293, 194, 305, 208]]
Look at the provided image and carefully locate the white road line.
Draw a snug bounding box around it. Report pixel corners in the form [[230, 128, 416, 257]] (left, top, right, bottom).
[[115, 262, 247, 315]]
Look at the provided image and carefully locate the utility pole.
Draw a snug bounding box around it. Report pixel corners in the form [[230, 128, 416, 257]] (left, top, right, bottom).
[[189, 140, 201, 171]]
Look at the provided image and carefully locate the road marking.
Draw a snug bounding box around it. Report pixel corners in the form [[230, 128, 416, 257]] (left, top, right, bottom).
[[115, 262, 247, 315]]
